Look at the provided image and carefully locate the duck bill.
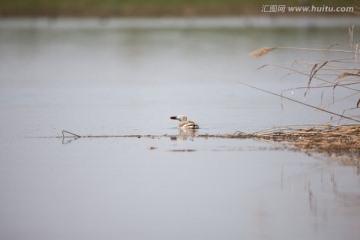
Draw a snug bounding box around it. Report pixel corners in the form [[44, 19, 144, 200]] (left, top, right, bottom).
[[170, 116, 178, 120]]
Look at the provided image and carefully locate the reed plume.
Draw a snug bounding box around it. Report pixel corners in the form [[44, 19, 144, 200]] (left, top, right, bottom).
[[249, 46, 360, 57], [249, 47, 276, 57]]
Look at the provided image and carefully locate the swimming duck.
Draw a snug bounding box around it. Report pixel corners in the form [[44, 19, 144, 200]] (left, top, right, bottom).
[[170, 115, 199, 129]]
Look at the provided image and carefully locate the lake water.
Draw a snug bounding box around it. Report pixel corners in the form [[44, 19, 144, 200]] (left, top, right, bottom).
[[0, 18, 359, 240]]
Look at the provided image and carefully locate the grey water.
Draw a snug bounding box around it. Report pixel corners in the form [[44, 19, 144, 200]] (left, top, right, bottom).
[[0, 18, 359, 240]]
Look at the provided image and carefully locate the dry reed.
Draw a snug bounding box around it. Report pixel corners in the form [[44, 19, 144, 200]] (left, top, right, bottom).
[[224, 124, 359, 165], [249, 46, 360, 57], [249, 47, 276, 57], [247, 26, 360, 164], [252, 124, 360, 165], [249, 26, 360, 124]]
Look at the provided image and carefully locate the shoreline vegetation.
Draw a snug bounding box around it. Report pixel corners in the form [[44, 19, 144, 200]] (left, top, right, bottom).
[[60, 125, 360, 166], [247, 26, 360, 165], [0, 0, 357, 17]]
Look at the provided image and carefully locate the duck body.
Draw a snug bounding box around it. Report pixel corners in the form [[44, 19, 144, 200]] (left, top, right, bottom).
[[170, 115, 199, 129]]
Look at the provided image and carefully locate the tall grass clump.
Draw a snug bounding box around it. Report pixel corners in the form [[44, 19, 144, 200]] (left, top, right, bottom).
[[247, 26, 360, 164], [250, 26, 360, 124]]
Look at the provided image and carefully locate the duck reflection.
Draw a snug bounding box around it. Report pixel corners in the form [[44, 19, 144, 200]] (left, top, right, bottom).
[[170, 128, 198, 141]]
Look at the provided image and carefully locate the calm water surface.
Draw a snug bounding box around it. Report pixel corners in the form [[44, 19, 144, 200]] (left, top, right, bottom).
[[0, 18, 359, 240]]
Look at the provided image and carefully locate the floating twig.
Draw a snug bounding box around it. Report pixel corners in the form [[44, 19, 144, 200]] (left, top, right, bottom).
[[62, 130, 81, 139]]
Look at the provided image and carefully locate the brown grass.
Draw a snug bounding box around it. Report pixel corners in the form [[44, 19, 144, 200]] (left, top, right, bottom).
[[253, 124, 360, 150], [200, 124, 360, 165]]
